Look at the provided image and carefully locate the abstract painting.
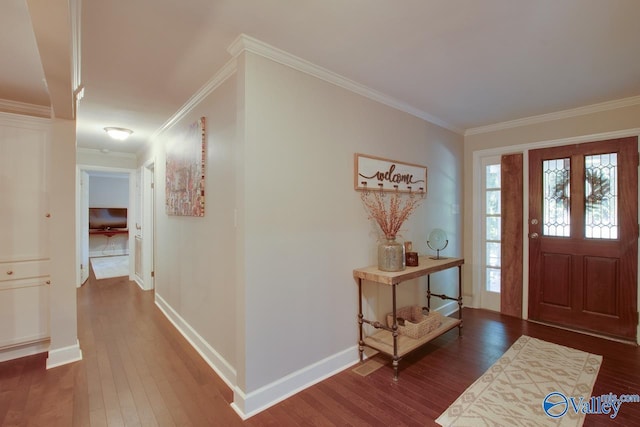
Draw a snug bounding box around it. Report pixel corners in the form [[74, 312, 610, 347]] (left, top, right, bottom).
[[166, 117, 206, 216]]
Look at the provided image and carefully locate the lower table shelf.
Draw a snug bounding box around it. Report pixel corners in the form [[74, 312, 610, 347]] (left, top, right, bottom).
[[363, 316, 462, 357]]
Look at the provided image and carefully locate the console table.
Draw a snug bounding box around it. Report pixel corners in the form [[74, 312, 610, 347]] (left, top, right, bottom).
[[353, 256, 464, 380]]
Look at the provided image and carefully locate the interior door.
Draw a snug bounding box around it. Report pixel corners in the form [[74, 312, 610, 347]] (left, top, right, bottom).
[[529, 137, 638, 340]]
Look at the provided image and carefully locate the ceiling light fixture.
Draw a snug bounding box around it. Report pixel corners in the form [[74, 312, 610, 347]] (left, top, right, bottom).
[[104, 127, 133, 141]]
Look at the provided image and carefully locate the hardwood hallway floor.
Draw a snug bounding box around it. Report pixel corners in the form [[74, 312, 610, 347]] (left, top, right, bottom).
[[1, 270, 639, 426]]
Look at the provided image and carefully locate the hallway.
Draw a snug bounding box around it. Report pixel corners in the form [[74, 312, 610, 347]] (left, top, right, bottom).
[[1, 271, 243, 426]]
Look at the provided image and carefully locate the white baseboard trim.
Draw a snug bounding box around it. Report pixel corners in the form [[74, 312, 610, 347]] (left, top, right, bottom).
[[463, 295, 475, 308], [435, 300, 460, 317], [231, 345, 359, 419], [46, 339, 83, 369], [0, 339, 50, 363], [154, 293, 236, 390], [133, 276, 146, 291]]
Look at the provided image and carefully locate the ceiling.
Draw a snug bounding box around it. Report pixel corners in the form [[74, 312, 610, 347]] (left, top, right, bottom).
[[2, 0, 640, 155]]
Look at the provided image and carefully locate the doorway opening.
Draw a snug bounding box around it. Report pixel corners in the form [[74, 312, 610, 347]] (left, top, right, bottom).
[[76, 166, 136, 286]]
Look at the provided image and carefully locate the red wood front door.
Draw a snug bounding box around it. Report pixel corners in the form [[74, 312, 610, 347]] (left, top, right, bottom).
[[528, 137, 638, 340]]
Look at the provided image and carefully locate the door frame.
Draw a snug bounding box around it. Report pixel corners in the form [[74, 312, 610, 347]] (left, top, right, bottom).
[[79, 170, 90, 284], [75, 164, 137, 287], [470, 129, 640, 343], [139, 159, 155, 291]]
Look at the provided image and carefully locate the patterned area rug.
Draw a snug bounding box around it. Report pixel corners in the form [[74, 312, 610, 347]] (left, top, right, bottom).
[[436, 335, 602, 427], [90, 255, 129, 280]]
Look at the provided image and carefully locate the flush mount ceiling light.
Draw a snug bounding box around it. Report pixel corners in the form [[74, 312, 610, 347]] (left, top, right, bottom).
[[104, 127, 133, 141]]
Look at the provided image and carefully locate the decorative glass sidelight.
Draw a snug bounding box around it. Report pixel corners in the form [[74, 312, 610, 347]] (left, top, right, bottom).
[[585, 153, 618, 239], [484, 163, 501, 293], [543, 158, 571, 237]]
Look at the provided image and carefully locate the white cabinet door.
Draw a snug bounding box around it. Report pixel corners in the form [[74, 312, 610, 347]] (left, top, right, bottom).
[[0, 279, 50, 348], [0, 123, 50, 262]]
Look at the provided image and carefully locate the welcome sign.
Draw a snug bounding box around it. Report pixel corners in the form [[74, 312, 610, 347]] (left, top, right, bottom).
[[354, 153, 427, 194]]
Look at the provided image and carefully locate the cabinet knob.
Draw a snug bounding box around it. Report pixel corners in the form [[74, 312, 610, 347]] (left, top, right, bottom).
[[45, 280, 51, 285], [45, 213, 51, 218], [6, 270, 13, 275]]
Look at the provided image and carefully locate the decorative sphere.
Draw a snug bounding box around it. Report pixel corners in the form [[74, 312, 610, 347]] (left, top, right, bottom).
[[428, 228, 448, 250]]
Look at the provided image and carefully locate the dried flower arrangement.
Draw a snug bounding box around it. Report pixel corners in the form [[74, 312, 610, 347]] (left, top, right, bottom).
[[360, 190, 423, 239]]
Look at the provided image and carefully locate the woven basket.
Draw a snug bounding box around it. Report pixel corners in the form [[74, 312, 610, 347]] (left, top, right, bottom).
[[386, 305, 443, 339]]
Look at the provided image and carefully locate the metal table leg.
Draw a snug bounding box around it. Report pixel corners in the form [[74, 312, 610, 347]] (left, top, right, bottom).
[[458, 265, 463, 336], [358, 278, 364, 362], [392, 283, 399, 381]]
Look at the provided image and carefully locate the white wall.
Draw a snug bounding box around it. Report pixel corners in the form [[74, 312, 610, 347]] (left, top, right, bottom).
[[237, 51, 463, 410], [77, 148, 137, 169], [89, 174, 129, 207], [148, 72, 239, 385], [143, 48, 463, 417]]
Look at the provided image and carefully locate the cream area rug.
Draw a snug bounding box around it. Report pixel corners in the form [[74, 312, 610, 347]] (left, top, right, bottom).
[[436, 335, 602, 427], [90, 255, 129, 280]]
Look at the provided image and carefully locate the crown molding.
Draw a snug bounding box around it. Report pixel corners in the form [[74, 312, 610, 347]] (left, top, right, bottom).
[[0, 110, 51, 130], [0, 99, 51, 118], [228, 34, 463, 135], [150, 57, 238, 141], [465, 95, 640, 136], [77, 147, 137, 160]]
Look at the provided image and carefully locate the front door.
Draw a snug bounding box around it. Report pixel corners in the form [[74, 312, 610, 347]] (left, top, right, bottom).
[[528, 137, 638, 340]]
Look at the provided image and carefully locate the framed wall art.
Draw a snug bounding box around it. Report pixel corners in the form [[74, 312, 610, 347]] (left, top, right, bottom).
[[166, 117, 206, 216]]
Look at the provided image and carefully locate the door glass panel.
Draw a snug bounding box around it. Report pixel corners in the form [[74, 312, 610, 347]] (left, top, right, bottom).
[[486, 164, 500, 188], [486, 242, 501, 267], [486, 217, 501, 241], [585, 153, 618, 239], [486, 268, 501, 292], [543, 158, 570, 237], [486, 190, 500, 215]]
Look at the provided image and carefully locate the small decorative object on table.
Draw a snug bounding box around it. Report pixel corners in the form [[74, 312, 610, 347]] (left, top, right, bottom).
[[378, 236, 405, 271], [427, 228, 448, 259], [405, 251, 419, 266]]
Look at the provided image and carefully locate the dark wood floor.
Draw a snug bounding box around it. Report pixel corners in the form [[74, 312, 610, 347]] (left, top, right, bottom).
[[1, 270, 639, 426]]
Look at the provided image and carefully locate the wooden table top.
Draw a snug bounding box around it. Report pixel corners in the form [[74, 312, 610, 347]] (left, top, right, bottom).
[[353, 256, 463, 285]]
